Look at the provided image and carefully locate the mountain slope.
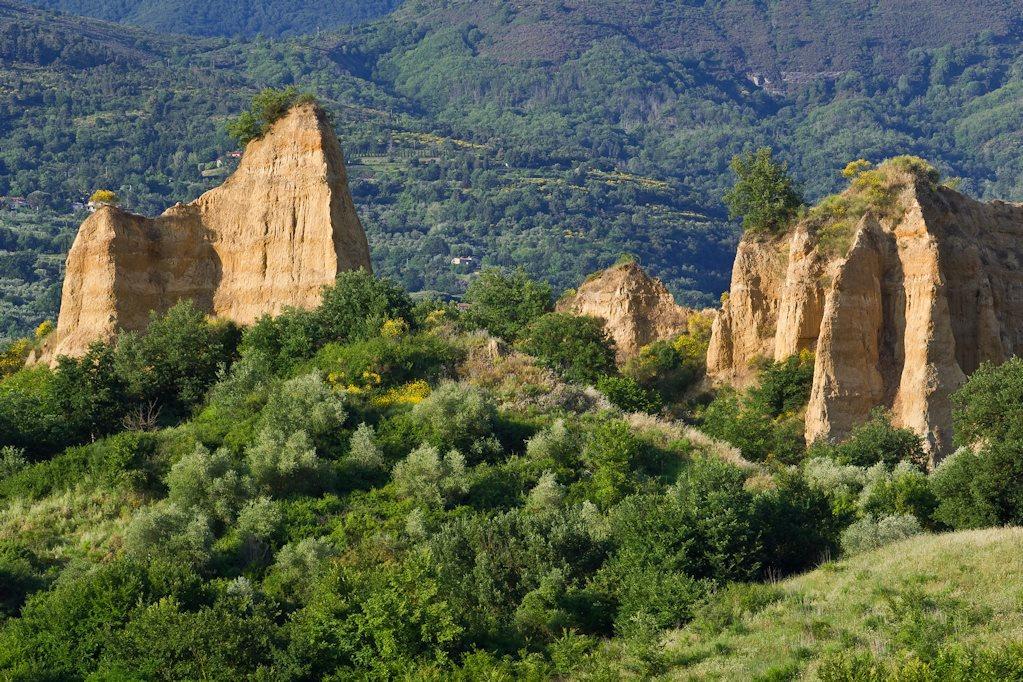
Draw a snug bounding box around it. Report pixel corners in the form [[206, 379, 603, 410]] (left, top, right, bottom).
[[9, 0, 1023, 340], [657, 528, 1023, 679], [16, 0, 402, 37], [392, 0, 1023, 77]]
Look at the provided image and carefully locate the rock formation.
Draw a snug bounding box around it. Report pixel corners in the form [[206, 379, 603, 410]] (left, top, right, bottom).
[[557, 260, 697, 360], [708, 159, 1023, 463], [36, 102, 371, 364]]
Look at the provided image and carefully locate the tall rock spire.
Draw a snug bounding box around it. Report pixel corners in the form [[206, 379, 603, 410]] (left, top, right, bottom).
[[707, 159, 1023, 464], [37, 102, 371, 364]]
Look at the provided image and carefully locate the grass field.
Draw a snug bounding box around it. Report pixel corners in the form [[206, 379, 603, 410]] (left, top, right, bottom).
[[660, 528, 1023, 680]]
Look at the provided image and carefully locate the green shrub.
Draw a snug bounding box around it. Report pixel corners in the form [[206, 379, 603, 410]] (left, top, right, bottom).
[[930, 441, 1023, 530], [748, 353, 814, 418], [258, 372, 346, 448], [622, 331, 707, 404], [113, 300, 239, 417], [95, 596, 278, 680], [813, 408, 926, 469], [283, 550, 461, 677], [264, 537, 336, 609], [462, 268, 552, 341], [428, 508, 609, 649], [346, 423, 387, 476], [0, 366, 80, 454], [754, 470, 841, 575], [597, 374, 662, 413], [603, 457, 762, 630], [840, 513, 923, 554], [723, 147, 803, 234], [391, 444, 467, 508], [0, 561, 155, 677], [520, 313, 616, 384], [951, 357, 1023, 446], [0, 541, 45, 618], [859, 462, 937, 523], [581, 419, 642, 509], [166, 444, 249, 525], [313, 332, 458, 390], [226, 86, 315, 145], [240, 271, 413, 373], [122, 503, 214, 567], [246, 429, 331, 498], [408, 381, 498, 461], [524, 419, 580, 475]]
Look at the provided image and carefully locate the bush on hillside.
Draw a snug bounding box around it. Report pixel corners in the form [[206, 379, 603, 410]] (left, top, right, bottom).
[[520, 313, 616, 384], [240, 270, 413, 374], [952, 357, 1023, 446], [462, 268, 553, 341], [811, 408, 927, 469]]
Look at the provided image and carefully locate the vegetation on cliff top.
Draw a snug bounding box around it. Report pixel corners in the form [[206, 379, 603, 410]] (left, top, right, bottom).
[[724, 147, 804, 235], [225, 87, 317, 146], [806, 156, 944, 256]]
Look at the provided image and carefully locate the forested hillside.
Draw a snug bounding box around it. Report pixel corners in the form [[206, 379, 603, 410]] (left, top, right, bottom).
[[17, 0, 402, 37], [7, 0, 1023, 339], [3, 267, 1023, 678]]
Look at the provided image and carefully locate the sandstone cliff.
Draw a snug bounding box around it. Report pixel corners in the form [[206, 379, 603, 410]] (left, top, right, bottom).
[[557, 260, 697, 360], [37, 103, 371, 364], [707, 159, 1023, 463]]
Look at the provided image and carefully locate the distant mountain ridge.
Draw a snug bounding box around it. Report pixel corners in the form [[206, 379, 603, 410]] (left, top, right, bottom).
[[17, 0, 402, 37], [391, 0, 1023, 78]]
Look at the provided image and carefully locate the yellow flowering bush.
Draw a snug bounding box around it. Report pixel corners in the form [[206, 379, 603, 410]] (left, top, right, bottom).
[[371, 380, 431, 408], [380, 318, 410, 339], [34, 320, 54, 342]]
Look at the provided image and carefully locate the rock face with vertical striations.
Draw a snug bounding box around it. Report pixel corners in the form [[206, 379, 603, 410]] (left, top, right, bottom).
[[557, 260, 698, 361], [35, 102, 371, 364], [707, 159, 1023, 464]]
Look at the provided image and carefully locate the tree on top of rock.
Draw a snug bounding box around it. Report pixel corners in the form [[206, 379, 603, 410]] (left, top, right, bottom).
[[724, 147, 803, 234], [226, 86, 317, 146]]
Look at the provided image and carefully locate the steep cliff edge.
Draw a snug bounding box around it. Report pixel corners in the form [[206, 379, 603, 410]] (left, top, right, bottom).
[[707, 159, 1023, 462], [36, 103, 371, 364], [557, 260, 697, 360]]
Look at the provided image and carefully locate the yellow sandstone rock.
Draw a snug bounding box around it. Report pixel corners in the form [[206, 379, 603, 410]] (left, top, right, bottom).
[[708, 161, 1023, 464], [35, 102, 371, 364], [557, 260, 698, 361]]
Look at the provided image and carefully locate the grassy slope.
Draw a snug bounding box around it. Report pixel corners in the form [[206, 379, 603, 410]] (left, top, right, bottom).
[[662, 528, 1023, 680]]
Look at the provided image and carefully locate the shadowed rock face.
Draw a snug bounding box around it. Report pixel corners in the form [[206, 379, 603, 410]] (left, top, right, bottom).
[[557, 261, 697, 361], [708, 175, 1023, 465], [37, 103, 371, 364]]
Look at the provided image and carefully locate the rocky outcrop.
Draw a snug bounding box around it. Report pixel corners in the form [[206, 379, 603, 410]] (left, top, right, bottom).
[[557, 260, 698, 360], [708, 163, 1023, 463], [36, 103, 371, 364]]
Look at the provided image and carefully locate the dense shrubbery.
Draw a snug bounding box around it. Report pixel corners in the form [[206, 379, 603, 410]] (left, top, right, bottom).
[[0, 301, 237, 455], [462, 268, 553, 342], [700, 352, 814, 463], [2, 268, 1023, 678]]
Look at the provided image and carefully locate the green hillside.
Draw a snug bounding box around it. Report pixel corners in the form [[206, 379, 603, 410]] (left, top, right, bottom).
[[659, 528, 1023, 680], [8, 0, 1023, 339], [2, 263, 1023, 678], [18, 0, 402, 37]]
